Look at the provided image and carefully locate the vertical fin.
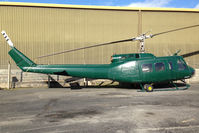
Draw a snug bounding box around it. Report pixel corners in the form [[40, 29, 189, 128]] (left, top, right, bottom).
[[1, 31, 36, 70]]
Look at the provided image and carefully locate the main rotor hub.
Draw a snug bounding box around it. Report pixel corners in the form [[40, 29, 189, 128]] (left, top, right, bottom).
[[133, 34, 152, 53]]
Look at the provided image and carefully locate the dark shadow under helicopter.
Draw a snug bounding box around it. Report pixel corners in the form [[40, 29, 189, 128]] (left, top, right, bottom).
[[47, 78, 188, 91]]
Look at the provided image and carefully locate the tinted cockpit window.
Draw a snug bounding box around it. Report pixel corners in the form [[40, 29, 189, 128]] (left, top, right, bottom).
[[155, 62, 165, 72], [177, 59, 187, 70], [142, 64, 152, 72]]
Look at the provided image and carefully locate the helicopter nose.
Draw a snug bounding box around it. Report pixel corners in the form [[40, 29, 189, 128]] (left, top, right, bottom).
[[189, 67, 195, 77]]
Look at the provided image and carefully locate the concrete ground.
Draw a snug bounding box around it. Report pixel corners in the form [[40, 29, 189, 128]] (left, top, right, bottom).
[[0, 84, 199, 133]]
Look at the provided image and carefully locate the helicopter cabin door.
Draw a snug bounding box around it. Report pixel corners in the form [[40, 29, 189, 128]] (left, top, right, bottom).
[[140, 60, 171, 82], [152, 60, 171, 82], [140, 61, 155, 83]]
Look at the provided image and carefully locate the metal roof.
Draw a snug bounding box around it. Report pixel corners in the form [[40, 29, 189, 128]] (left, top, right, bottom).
[[0, 2, 199, 12]]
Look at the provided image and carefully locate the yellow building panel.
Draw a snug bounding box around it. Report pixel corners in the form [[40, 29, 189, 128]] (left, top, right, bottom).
[[0, 2, 199, 69], [0, 5, 138, 68], [142, 11, 199, 68]]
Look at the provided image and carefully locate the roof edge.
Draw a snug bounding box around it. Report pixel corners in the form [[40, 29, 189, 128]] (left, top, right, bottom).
[[0, 2, 199, 12]]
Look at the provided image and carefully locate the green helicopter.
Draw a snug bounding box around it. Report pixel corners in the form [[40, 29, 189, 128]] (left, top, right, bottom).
[[1, 25, 197, 92]]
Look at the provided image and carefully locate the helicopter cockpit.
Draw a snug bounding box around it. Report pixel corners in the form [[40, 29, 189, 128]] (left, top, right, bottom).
[[177, 58, 187, 71]]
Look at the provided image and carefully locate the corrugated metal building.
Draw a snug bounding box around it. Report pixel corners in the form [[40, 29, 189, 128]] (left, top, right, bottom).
[[0, 2, 199, 69]]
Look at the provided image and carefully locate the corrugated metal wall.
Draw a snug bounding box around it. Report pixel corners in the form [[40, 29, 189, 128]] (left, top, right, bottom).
[[142, 11, 199, 68], [0, 4, 199, 69]]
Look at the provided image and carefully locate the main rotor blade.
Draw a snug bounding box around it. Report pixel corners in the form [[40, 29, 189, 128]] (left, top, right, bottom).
[[151, 24, 199, 37], [37, 38, 135, 59], [181, 50, 199, 58]]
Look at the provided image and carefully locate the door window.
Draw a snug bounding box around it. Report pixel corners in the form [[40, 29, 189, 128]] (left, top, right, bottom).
[[142, 64, 152, 72], [155, 62, 165, 72]]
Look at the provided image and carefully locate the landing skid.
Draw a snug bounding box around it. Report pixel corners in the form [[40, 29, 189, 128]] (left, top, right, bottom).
[[138, 81, 190, 92]]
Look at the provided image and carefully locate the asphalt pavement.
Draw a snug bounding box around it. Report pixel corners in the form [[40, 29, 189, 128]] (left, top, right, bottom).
[[0, 84, 199, 133]]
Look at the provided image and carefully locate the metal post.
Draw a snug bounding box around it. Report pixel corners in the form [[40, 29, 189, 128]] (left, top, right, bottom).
[[20, 71, 23, 82], [84, 78, 88, 87], [57, 75, 59, 81], [8, 61, 11, 89], [137, 10, 142, 52], [48, 74, 50, 88]]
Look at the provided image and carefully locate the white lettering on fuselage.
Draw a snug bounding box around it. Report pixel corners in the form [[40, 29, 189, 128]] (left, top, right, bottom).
[[122, 61, 136, 68]]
